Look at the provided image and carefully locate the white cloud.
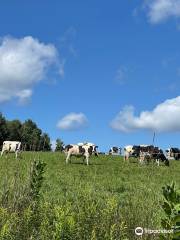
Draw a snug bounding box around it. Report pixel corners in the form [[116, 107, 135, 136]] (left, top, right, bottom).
[[0, 36, 63, 103], [57, 112, 88, 131], [145, 0, 180, 24], [110, 96, 180, 132]]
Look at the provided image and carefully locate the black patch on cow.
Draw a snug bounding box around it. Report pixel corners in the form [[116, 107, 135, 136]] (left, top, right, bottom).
[[15, 144, 19, 151], [9, 144, 12, 151], [113, 147, 119, 153], [79, 146, 85, 154], [88, 146, 93, 155], [95, 146, 98, 152], [65, 144, 73, 151]]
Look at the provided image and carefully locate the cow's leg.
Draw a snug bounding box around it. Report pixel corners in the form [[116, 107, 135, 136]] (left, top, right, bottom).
[[139, 157, 143, 164], [84, 154, 89, 165], [86, 156, 89, 165], [158, 159, 160, 166], [15, 151, 18, 159], [124, 155, 129, 162], [66, 152, 71, 164], [1, 149, 7, 157], [0, 150, 4, 157], [156, 159, 160, 166]]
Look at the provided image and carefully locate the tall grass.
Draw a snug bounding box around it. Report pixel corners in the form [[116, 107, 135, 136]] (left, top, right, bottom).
[[0, 152, 179, 239]]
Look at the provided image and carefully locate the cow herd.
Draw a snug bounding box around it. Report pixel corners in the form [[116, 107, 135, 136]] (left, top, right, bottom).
[[124, 145, 170, 166], [1, 141, 180, 167]]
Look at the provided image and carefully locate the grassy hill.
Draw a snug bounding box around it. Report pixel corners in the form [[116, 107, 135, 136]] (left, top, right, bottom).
[[0, 152, 179, 239]]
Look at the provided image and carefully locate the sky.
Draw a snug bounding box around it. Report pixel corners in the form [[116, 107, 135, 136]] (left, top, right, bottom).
[[1, 0, 180, 151]]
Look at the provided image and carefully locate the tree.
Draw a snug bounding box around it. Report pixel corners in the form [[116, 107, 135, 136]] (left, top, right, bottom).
[[55, 138, 64, 152], [40, 133, 51, 151], [0, 113, 52, 152], [0, 113, 8, 147], [31, 128, 42, 151], [21, 119, 40, 151], [6, 120, 22, 141]]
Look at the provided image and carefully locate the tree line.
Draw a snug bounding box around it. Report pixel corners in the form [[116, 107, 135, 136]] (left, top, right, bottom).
[[0, 113, 65, 152], [0, 112, 52, 151]]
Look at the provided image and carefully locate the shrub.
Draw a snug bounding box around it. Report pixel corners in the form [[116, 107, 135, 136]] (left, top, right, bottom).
[[160, 182, 180, 240]]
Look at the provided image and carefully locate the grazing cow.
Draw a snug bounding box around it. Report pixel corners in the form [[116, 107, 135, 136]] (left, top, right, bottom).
[[139, 147, 169, 166], [139, 151, 151, 164], [124, 144, 169, 166], [109, 147, 121, 155], [124, 145, 136, 161], [79, 142, 99, 156], [1, 141, 21, 158], [166, 148, 180, 160], [124, 145, 154, 160], [151, 149, 169, 166], [64, 143, 98, 165]]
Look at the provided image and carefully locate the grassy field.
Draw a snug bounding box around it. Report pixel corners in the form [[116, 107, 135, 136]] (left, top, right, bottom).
[[0, 152, 179, 240]]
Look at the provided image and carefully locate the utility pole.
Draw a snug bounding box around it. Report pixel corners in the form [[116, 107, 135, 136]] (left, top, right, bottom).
[[152, 132, 156, 146]]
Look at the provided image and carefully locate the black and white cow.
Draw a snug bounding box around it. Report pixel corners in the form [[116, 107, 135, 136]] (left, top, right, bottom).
[[166, 148, 180, 160], [109, 147, 121, 155], [64, 143, 98, 165], [139, 147, 169, 166], [1, 141, 21, 158], [123, 145, 144, 161]]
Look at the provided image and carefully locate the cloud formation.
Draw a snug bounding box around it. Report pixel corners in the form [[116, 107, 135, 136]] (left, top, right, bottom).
[[0, 36, 62, 103], [110, 96, 180, 132], [145, 0, 180, 24], [57, 113, 88, 130]]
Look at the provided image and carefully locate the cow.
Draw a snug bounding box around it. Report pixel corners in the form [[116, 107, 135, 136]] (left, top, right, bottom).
[[109, 147, 121, 155], [1, 141, 21, 158], [64, 143, 98, 165], [79, 142, 99, 156], [124, 145, 154, 158], [166, 148, 180, 160], [139, 147, 169, 166], [124, 145, 136, 162], [124, 144, 169, 166]]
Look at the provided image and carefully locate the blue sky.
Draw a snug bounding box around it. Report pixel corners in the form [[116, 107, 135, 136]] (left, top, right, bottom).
[[1, 0, 180, 151]]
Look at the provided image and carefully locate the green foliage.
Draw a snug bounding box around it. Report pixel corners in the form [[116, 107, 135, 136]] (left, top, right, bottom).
[[0, 113, 52, 151], [6, 120, 22, 141], [55, 138, 64, 152], [160, 182, 180, 240], [40, 133, 51, 151], [0, 113, 8, 147], [0, 153, 179, 239], [29, 159, 46, 202]]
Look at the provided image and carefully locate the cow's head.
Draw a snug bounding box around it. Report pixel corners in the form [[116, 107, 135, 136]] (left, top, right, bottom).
[[88, 145, 98, 156], [93, 145, 98, 156]]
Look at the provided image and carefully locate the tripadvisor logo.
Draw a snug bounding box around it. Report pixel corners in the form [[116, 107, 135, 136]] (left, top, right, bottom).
[[135, 227, 173, 236], [135, 227, 143, 236]]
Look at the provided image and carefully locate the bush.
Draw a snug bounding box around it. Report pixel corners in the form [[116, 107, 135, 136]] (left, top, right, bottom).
[[160, 182, 180, 240]]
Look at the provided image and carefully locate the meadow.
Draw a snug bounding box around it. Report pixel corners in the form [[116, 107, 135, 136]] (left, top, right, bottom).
[[0, 152, 179, 240]]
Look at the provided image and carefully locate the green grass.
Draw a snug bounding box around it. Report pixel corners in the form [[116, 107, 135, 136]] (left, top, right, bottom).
[[0, 152, 179, 240]]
